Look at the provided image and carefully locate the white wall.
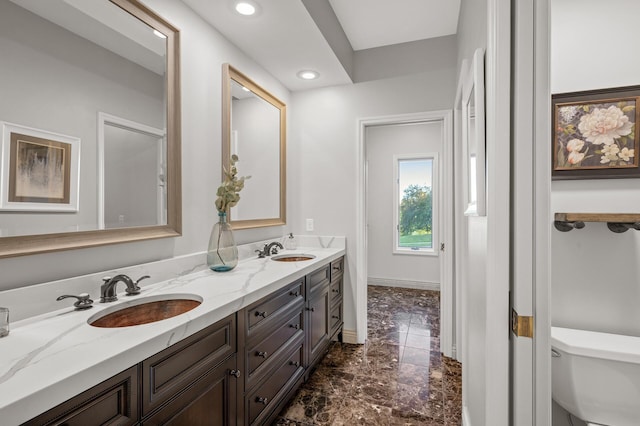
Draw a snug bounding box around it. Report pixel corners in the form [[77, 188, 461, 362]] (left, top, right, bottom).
[[0, 0, 290, 290], [456, 0, 489, 424], [366, 121, 441, 286], [551, 0, 640, 94], [290, 68, 456, 336], [550, 0, 640, 338], [551, 1, 640, 424]]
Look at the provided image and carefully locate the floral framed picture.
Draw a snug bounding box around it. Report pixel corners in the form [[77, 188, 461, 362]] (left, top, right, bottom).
[[552, 86, 640, 180], [0, 122, 80, 211]]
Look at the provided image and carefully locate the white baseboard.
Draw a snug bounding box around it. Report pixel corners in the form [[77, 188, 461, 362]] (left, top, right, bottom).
[[462, 406, 471, 426], [341, 329, 359, 344], [368, 277, 440, 291]]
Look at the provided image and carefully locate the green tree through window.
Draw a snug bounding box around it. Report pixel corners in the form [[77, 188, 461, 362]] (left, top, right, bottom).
[[396, 157, 434, 251]]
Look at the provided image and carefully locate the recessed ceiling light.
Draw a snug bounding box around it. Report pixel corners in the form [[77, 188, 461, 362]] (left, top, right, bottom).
[[297, 70, 319, 80], [153, 29, 167, 39], [235, 2, 256, 16]]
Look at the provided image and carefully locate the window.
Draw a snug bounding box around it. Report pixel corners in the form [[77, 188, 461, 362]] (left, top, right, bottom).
[[393, 154, 437, 255]]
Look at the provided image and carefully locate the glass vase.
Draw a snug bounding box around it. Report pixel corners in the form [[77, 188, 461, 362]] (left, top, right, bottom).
[[207, 212, 238, 272]]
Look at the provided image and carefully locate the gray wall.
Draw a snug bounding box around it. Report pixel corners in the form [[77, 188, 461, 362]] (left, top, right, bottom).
[[0, 0, 290, 290], [366, 121, 442, 285]]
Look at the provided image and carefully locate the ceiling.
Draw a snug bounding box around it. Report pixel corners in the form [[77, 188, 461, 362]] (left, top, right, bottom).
[[181, 0, 461, 92], [329, 0, 460, 51]]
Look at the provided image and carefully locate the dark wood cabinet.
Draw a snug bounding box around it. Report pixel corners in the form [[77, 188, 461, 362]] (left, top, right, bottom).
[[24, 256, 345, 426], [22, 366, 138, 426], [329, 258, 344, 341], [306, 282, 330, 369], [141, 355, 238, 426], [142, 314, 236, 416]]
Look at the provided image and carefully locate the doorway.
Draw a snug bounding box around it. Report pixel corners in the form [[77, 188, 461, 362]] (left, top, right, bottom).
[[355, 110, 454, 356]]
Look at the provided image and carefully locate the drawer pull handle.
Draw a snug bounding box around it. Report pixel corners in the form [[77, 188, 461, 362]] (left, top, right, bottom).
[[256, 351, 268, 358], [307, 307, 315, 312], [289, 324, 300, 329], [332, 315, 340, 319], [230, 369, 241, 378], [255, 311, 267, 318], [289, 291, 300, 297], [332, 289, 339, 293], [333, 266, 340, 270], [256, 397, 268, 405], [289, 361, 300, 367]]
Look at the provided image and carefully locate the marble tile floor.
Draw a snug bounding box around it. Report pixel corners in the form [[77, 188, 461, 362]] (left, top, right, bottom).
[[274, 285, 462, 425]]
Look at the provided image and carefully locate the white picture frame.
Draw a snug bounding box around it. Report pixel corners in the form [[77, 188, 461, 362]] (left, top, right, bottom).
[[0, 121, 80, 212], [462, 48, 486, 216]]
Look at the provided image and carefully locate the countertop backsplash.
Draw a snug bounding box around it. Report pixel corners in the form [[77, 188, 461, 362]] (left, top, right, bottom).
[[0, 235, 345, 323]]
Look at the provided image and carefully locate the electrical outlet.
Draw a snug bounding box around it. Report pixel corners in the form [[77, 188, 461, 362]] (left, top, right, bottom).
[[306, 218, 314, 231]]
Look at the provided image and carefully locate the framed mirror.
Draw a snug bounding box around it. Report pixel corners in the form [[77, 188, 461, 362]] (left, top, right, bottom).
[[222, 63, 286, 229], [462, 48, 486, 216], [0, 0, 181, 258]]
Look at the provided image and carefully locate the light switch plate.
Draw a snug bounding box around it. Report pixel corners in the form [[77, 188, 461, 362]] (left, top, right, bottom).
[[306, 218, 314, 231]]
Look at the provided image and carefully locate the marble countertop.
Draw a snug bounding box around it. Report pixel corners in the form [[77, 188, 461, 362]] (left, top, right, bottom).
[[0, 243, 344, 425]]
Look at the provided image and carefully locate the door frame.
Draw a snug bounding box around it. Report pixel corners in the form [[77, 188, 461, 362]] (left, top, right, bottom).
[[355, 110, 454, 353]]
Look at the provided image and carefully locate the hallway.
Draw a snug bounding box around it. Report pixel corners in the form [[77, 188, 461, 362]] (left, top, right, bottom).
[[275, 285, 462, 425]]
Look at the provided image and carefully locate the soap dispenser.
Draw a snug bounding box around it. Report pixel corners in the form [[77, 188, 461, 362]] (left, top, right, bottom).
[[285, 233, 297, 250]]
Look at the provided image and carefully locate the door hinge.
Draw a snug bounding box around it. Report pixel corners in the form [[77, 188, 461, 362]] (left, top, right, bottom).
[[440, 243, 445, 251], [511, 308, 534, 338]]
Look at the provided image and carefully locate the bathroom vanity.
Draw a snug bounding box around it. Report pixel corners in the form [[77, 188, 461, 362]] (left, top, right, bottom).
[[0, 239, 345, 426]]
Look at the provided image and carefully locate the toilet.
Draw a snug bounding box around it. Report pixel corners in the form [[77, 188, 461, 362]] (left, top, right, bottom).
[[551, 326, 640, 426]]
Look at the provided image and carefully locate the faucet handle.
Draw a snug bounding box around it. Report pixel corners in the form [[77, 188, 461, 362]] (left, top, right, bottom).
[[135, 275, 150, 285], [255, 249, 266, 258], [57, 293, 94, 310], [125, 275, 149, 295]]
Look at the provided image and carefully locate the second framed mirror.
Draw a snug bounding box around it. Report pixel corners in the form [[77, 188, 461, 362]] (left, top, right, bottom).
[[222, 64, 286, 229]]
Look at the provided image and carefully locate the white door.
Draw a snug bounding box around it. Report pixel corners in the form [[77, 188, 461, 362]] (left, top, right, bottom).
[[493, 0, 555, 423], [461, 0, 551, 424], [511, 0, 552, 425]]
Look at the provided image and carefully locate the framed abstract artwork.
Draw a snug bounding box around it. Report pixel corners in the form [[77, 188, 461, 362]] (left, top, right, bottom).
[[552, 86, 640, 180], [0, 122, 80, 211]]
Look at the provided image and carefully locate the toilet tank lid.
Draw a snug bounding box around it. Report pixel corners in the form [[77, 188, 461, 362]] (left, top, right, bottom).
[[551, 327, 640, 364]]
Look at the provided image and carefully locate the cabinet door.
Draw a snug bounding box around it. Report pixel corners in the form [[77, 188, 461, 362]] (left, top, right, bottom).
[[307, 284, 330, 367], [22, 366, 138, 426], [142, 314, 236, 416], [142, 355, 239, 426]]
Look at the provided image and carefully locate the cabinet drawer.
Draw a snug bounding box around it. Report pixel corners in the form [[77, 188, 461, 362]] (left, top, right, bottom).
[[330, 257, 344, 281], [329, 276, 342, 304], [247, 308, 304, 383], [246, 279, 304, 332], [246, 344, 304, 425], [142, 314, 236, 415], [23, 366, 138, 426], [307, 264, 330, 292], [330, 301, 343, 336]]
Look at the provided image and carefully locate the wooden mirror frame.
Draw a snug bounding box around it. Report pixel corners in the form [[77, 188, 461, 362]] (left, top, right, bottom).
[[222, 63, 286, 229], [0, 0, 181, 258]]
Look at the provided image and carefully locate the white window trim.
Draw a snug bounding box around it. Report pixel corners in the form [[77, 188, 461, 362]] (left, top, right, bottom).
[[392, 152, 438, 257]]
